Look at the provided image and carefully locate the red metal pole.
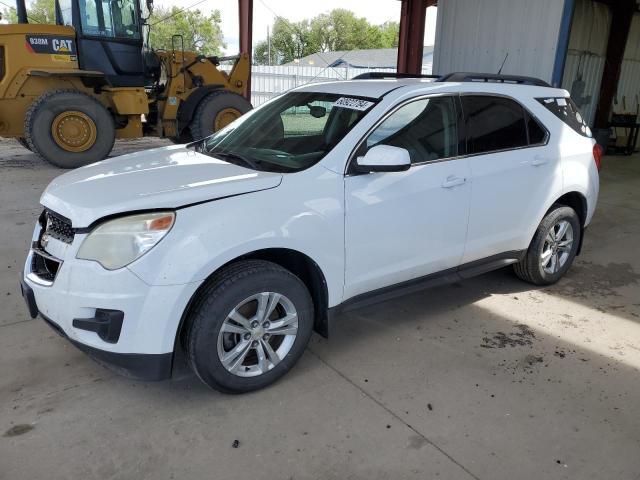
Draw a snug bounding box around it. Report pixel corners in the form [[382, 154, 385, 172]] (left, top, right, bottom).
[[397, 0, 431, 74], [238, 0, 253, 101]]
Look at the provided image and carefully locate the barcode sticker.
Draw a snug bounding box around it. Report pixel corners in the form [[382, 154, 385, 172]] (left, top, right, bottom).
[[334, 97, 374, 111]]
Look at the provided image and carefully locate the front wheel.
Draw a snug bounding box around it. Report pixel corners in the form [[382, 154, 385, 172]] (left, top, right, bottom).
[[183, 260, 313, 393], [24, 90, 115, 168], [514, 205, 581, 285]]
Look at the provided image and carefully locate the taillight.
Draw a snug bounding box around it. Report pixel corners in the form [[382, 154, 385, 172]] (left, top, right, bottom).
[[593, 143, 603, 171]]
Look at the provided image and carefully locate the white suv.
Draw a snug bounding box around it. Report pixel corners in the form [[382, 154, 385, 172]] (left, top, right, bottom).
[[21, 73, 600, 393]]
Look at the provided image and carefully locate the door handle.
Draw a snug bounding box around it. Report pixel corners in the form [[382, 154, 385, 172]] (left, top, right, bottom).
[[531, 155, 550, 166], [441, 175, 466, 188]]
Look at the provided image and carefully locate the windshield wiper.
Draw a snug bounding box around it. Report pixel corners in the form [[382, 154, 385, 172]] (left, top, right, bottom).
[[205, 150, 262, 171], [186, 138, 205, 152]]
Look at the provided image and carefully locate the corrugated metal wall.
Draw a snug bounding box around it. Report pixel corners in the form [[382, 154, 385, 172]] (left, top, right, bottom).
[[433, 0, 565, 82], [561, 0, 611, 127]]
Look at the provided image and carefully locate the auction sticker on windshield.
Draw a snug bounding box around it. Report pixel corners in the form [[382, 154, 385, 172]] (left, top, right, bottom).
[[334, 97, 375, 111]]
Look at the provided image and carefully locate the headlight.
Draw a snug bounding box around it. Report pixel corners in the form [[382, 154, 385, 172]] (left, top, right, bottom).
[[77, 212, 175, 270]]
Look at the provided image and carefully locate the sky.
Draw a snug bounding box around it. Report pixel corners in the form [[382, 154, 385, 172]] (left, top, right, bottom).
[[154, 0, 438, 54]]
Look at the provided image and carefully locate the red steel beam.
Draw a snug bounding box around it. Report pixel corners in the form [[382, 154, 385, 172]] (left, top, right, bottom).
[[397, 0, 433, 74], [238, 0, 253, 101]]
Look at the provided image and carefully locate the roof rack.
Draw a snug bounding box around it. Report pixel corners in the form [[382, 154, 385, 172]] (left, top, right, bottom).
[[352, 72, 441, 80], [437, 72, 551, 87]]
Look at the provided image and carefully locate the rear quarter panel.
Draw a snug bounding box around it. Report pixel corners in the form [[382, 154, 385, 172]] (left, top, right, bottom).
[[522, 96, 599, 238]]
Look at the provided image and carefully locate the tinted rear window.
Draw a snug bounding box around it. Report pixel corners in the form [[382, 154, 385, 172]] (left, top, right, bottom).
[[462, 96, 528, 154], [537, 97, 592, 137], [526, 111, 548, 145]]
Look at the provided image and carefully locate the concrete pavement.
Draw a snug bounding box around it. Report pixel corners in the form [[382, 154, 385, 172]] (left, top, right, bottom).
[[1, 139, 639, 480]]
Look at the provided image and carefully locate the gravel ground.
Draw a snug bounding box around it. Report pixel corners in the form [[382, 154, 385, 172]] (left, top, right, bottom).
[[0, 137, 172, 169]]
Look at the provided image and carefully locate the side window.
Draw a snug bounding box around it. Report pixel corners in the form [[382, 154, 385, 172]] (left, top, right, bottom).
[[365, 96, 459, 163], [110, 0, 141, 39], [526, 111, 548, 145], [462, 96, 528, 154], [537, 97, 592, 138]]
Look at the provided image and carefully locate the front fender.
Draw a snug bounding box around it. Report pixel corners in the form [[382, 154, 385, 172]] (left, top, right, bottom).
[[127, 166, 345, 307]]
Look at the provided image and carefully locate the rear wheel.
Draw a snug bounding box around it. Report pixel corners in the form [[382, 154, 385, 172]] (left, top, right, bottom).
[[514, 205, 581, 285], [25, 90, 115, 168], [182, 260, 313, 393], [189, 90, 252, 141]]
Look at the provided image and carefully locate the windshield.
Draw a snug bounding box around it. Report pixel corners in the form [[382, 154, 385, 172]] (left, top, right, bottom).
[[200, 92, 377, 173]]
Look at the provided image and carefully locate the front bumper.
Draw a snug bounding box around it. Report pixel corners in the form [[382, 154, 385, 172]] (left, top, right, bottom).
[[20, 277, 173, 380], [21, 218, 201, 380]]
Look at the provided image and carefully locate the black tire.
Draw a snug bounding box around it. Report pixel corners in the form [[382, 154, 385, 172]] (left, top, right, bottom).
[[514, 205, 581, 286], [168, 131, 193, 145], [25, 90, 115, 169], [189, 90, 252, 141], [182, 260, 313, 393], [16, 137, 31, 151]]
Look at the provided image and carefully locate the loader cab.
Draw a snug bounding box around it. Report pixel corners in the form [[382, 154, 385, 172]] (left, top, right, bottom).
[[58, 0, 146, 87]]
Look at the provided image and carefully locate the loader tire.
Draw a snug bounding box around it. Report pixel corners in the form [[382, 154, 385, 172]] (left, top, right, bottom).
[[17, 138, 31, 151], [25, 90, 115, 169], [189, 90, 252, 141], [168, 131, 193, 145]]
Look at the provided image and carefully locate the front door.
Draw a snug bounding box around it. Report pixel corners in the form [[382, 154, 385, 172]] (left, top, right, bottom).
[[344, 95, 471, 300]]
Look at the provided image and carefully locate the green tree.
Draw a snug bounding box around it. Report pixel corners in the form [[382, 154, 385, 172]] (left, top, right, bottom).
[[148, 6, 224, 56], [254, 9, 400, 65], [309, 9, 380, 52], [254, 38, 278, 66], [1, 0, 55, 24], [380, 21, 400, 48], [254, 17, 316, 65]]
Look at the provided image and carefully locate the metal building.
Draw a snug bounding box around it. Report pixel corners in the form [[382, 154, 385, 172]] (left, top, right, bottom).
[[433, 0, 639, 149]]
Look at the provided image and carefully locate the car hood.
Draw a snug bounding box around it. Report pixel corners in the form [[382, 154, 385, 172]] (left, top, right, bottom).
[[40, 145, 282, 228]]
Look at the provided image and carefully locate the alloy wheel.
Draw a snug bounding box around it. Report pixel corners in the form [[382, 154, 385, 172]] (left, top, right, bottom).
[[540, 220, 574, 275], [217, 292, 298, 377]]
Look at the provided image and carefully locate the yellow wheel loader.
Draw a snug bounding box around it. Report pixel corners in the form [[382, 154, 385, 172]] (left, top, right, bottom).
[[0, 0, 252, 168]]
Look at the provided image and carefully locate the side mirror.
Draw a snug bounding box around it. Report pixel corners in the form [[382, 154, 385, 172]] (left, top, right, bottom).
[[355, 145, 411, 173]]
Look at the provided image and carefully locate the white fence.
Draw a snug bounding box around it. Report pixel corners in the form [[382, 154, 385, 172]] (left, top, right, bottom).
[[221, 64, 434, 106]]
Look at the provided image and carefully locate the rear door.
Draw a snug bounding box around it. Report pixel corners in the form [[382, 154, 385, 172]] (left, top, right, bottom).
[[460, 95, 556, 263]]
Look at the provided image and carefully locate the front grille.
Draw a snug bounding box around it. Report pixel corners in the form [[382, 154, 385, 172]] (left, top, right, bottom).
[[41, 210, 75, 244], [31, 248, 61, 282]]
